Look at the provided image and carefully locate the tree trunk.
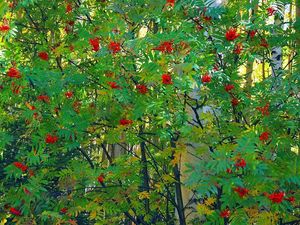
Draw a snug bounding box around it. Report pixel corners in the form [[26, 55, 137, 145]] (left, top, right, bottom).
[[245, 60, 254, 91], [270, 7, 284, 90], [140, 142, 150, 214], [171, 139, 186, 225]]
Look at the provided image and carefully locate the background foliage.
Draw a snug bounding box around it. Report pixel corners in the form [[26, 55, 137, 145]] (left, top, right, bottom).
[[0, 0, 299, 224]]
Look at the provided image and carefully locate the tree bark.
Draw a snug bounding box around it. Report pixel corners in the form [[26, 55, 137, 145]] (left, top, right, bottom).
[[171, 140, 186, 225], [271, 6, 284, 90], [140, 142, 150, 214]]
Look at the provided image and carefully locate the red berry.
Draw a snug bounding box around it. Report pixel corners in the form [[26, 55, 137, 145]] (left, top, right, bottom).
[[162, 74, 172, 85], [45, 134, 58, 144], [220, 209, 230, 218], [235, 158, 246, 168], [233, 187, 249, 198], [268, 192, 284, 203], [225, 84, 234, 92], [60, 207, 68, 214], [166, 0, 175, 7], [24, 188, 31, 195], [225, 28, 240, 41], [38, 51, 49, 61], [65, 91, 73, 99], [13, 162, 28, 172], [153, 41, 173, 53], [260, 38, 269, 48], [119, 119, 133, 126], [66, 3, 72, 13], [108, 81, 120, 89], [249, 30, 257, 39], [226, 168, 232, 174], [37, 95, 50, 103], [89, 38, 100, 52], [136, 84, 148, 94], [259, 131, 270, 141], [7, 67, 21, 78], [108, 41, 121, 54], [233, 43, 243, 54], [286, 196, 295, 203], [201, 73, 211, 83], [0, 24, 10, 32], [10, 207, 22, 216], [267, 7, 276, 16], [231, 98, 239, 106], [97, 175, 104, 183]]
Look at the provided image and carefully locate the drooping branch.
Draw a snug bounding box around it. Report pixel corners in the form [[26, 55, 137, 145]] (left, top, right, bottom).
[[77, 147, 94, 169]]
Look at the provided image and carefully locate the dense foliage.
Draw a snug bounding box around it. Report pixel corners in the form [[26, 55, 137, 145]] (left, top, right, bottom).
[[0, 0, 299, 224]]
